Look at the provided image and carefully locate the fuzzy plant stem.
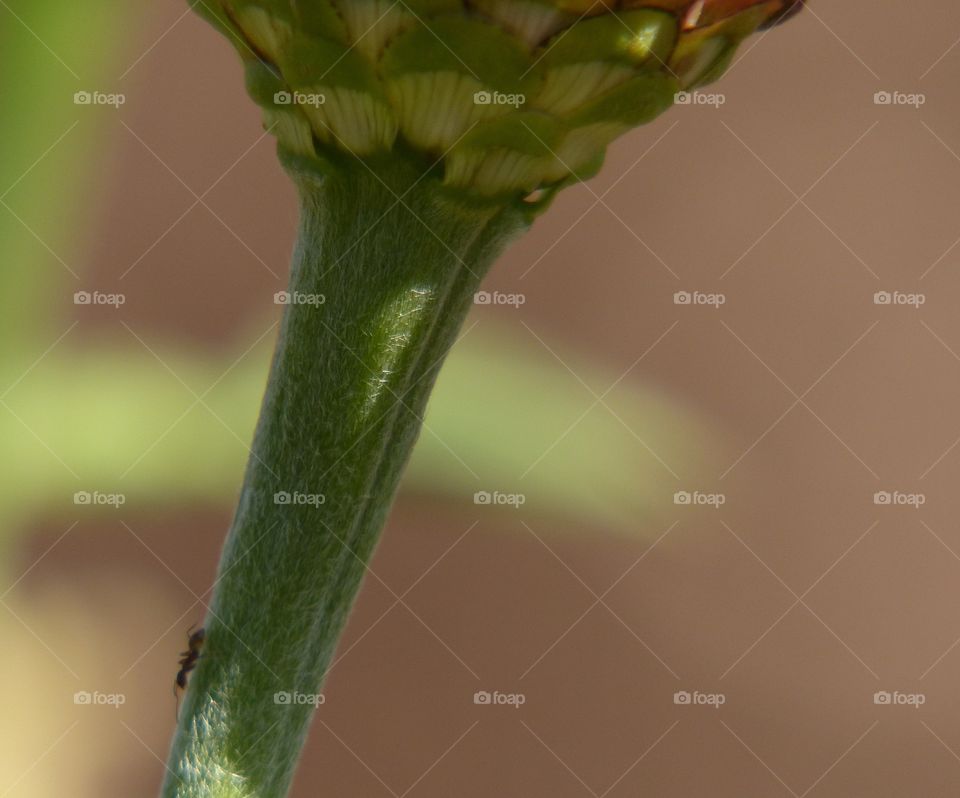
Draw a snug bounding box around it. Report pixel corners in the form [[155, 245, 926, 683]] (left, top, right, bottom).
[[161, 153, 528, 798]]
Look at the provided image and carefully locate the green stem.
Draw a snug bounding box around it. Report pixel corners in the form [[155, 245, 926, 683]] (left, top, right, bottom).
[[161, 152, 527, 798]]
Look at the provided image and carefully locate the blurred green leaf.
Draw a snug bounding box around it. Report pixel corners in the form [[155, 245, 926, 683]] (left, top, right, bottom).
[[0, 0, 143, 353], [406, 326, 715, 532], [0, 324, 716, 542]]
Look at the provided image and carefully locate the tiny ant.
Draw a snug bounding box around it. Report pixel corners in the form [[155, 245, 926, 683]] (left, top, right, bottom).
[[174, 625, 205, 720]]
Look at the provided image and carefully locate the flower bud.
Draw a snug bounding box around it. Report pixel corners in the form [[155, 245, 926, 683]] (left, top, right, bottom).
[[196, 0, 803, 198]]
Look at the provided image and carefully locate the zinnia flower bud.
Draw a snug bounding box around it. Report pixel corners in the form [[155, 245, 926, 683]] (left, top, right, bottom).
[[196, 0, 802, 198]]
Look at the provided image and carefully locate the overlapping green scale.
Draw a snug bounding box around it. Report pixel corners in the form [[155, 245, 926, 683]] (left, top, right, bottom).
[[194, 0, 801, 197]]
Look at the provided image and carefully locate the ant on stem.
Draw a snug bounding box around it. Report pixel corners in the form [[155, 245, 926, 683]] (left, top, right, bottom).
[[173, 625, 205, 720]]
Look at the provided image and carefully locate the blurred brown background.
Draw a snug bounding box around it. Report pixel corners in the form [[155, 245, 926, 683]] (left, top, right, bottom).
[[5, 1, 960, 795]]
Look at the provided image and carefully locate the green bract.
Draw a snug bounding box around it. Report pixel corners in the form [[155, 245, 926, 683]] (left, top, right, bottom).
[[196, 0, 802, 198]]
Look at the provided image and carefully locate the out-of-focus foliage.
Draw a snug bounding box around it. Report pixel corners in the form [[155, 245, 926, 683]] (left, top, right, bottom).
[[409, 329, 713, 531], [0, 328, 716, 546], [0, 0, 137, 355]]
